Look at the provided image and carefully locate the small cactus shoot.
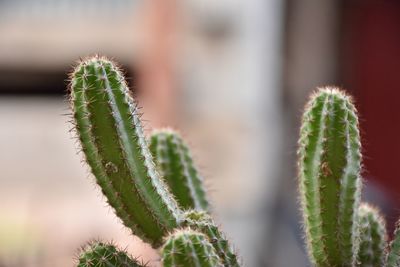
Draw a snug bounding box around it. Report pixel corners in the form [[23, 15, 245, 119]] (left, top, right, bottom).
[[161, 228, 223, 267], [357, 203, 387, 267], [385, 221, 400, 267], [183, 210, 240, 267], [77, 242, 144, 267]]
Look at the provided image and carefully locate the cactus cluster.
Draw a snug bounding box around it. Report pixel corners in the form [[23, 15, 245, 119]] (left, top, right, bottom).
[[69, 56, 400, 267], [298, 87, 400, 267], [69, 56, 240, 267]]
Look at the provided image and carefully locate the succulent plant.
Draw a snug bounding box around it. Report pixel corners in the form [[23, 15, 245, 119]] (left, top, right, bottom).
[[385, 222, 400, 267], [77, 242, 144, 267], [69, 56, 239, 267], [161, 228, 223, 267], [149, 130, 209, 212], [298, 88, 362, 266], [357, 204, 387, 267], [298, 87, 400, 267], [69, 56, 400, 267]]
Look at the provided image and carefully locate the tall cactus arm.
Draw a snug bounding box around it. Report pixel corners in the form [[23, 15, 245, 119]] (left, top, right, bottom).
[[149, 129, 209, 211], [77, 242, 145, 267], [298, 87, 362, 266], [385, 220, 400, 267], [357, 203, 387, 267], [69, 56, 181, 246], [161, 228, 224, 267]]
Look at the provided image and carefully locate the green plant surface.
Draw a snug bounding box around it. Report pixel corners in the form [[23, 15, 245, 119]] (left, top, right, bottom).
[[161, 228, 223, 267], [385, 220, 400, 267], [357, 203, 387, 267], [77, 242, 144, 267], [149, 129, 209, 211], [183, 210, 240, 267], [70, 56, 181, 246], [298, 87, 362, 266]]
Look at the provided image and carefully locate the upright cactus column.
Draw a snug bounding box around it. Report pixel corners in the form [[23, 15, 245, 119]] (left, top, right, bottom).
[[298, 88, 362, 266], [149, 129, 209, 211], [69, 56, 181, 246]]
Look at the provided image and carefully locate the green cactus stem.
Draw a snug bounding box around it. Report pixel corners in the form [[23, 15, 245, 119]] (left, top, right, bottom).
[[385, 220, 400, 267], [161, 228, 223, 267], [357, 203, 387, 267], [77, 242, 144, 267], [298, 87, 362, 266], [149, 129, 209, 211], [183, 210, 240, 267], [69, 56, 181, 246]]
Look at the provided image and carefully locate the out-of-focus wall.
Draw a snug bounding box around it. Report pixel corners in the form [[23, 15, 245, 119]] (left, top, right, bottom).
[[175, 1, 284, 266], [0, 0, 138, 69], [0, 1, 286, 267]]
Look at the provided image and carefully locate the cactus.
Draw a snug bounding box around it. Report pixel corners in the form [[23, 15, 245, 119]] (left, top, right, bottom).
[[298, 87, 362, 266], [161, 228, 223, 267], [69, 56, 181, 245], [183, 210, 240, 267], [77, 242, 144, 267], [69, 55, 240, 267], [296, 87, 400, 267], [69, 57, 400, 267], [357, 203, 387, 266], [385, 221, 400, 267], [149, 129, 209, 211]]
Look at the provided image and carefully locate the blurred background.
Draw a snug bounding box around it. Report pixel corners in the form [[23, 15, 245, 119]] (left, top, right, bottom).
[[0, 0, 399, 266]]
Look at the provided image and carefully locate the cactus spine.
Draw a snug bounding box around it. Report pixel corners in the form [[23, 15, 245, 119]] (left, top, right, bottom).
[[77, 242, 143, 267], [161, 228, 223, 267], [298, 88, 362, 266], [357, 203, 387, 266], [70, 56, 181, 245], [150, 129, 209, 211]]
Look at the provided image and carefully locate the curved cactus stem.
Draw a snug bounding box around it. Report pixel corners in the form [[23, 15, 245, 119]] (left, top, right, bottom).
[[69, 56, 181, 246], [298, 87, 362, 266], [357, 203, 387, 267], [161, 228, 223, 267], [77, 242, 145, 267], [183, 210, 240, 267], [385, 220, 400, 267], [149, 129, 209, 211]]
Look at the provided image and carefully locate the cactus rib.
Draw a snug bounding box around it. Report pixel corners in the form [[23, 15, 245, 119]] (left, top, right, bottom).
[[161, 228, 223, 267], [357, 203, 387, 267], [150, 129, 209, 211], [77, 242, 144, 267], [70, 56, 181, 245], [298, 87, 362, 266]]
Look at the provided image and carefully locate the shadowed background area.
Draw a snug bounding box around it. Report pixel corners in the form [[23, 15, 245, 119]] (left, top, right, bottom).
[[0, 1, 399, 266]]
